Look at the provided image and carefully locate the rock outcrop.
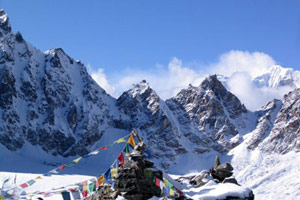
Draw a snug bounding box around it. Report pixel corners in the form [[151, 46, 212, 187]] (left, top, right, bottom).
[[0, 9, 123, 157]]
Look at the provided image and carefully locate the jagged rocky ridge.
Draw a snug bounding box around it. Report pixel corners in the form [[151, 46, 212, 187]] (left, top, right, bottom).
[[0, 10, 122, 156], [0, 9, 300, 172]]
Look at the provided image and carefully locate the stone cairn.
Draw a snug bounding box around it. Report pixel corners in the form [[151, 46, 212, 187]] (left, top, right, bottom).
[[100, 131, 164, 200]]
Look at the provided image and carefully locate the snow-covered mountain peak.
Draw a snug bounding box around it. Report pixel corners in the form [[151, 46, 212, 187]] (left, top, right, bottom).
[[131, 80, 152, 98], [117, 80, 161, 119], [0, 9, 11, 36], [253, 64, 300, 88]]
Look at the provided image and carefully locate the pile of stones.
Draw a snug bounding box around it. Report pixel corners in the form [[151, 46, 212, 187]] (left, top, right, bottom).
[[114, 134, 163, 200]]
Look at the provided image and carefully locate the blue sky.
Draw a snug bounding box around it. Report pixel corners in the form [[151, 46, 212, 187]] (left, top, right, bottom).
[[2, 0, 300, 71], [1, 0, 300, 109]]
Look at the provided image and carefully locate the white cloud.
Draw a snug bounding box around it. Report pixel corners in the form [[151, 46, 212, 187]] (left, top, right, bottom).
[[226, 72, 292, 110], [209, 50, 276, 78], [89, 68, 116, 95], [89, 50, 295, 111], [112, 57, 205, 99]]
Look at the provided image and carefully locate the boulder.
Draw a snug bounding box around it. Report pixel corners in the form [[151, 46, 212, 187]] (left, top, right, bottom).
[[222, 177, 239, 185], [211, 162, 234, 181], [190, 170, 213, 187]]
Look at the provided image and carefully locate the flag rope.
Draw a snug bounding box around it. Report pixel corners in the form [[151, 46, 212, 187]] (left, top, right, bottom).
[[3, 131, 134, 199]]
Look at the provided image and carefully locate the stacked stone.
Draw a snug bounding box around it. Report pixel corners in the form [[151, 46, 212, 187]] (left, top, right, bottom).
[[115, 133, 163, 200]]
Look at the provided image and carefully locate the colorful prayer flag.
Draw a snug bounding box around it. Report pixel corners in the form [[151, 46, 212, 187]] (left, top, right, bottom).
[[88, 150, 99, 155], [66, 162, 75, 167], [155, 178, 160, 187], [128, 134, 136, 147], [59, 165, 66, 171], [167, 181, 173, 188], [43, 172, 51, 176], [82, 191, 88, 198], [123, 144, 130, 154], [115, 137, 126, 143], [70, 190, 81, 200], [61, 191, 71, 200], [99, 146, 108, 150], [27, 179, 35, 186], [20, 183, 28, 188], [104, 170, 111, 180], [49, 168, 59, 174], [83, 184, 88, 192], [169, 188, 174, 196], [35, 176, 42, 179], [110, 168, 117, 178], [89, 182, 95, 192], [176, 188, 184, 196], [95, 179, 99, 189], [160, 180, 165, 190], [163, 179, 168, 186], [97, 175, 105, 187], [117, 152, 124, 166], [73, 157, 82, 163]]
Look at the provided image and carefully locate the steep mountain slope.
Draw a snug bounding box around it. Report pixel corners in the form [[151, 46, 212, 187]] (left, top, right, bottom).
[[259, 89, 300, 153], [116, 80, 189, 169], [166, 75, 256, 152], [228, 88, 300, 199], [116, 76, 258, 170], [0, 9, 124, 157]]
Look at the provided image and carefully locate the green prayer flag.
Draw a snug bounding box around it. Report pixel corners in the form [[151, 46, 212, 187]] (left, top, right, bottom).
[[167, 181, 173, 188], [66, 162, 75, 167], [89, 182, 95, 192], [123, 144, 129, 154], [27, 179, 35, 186]]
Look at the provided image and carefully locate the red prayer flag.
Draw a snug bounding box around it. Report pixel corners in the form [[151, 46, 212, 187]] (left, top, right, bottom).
[[20, 183, 28, 188], [69, 188, 76, 192], [82, 191, 88, 198], [99, 146, 108, 150], [59, 165, 66, 171], [176, 188, 184, 196], [117, 152, 124, 166], [155, 178, 160, 187]]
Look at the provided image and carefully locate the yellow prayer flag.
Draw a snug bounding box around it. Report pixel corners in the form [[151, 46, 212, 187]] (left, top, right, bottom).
[[83, 184, 88, 191], [128, 134, 136, 147], [73, 157, 82, 163], [111, 168, 118, 178], [169, 188, 174, 196], [163, 179, 168, 186], [0, 196, 4, 200], [115, 137, 126, 143], [35, 176, 42, 180], [97, 175, 105, 187]]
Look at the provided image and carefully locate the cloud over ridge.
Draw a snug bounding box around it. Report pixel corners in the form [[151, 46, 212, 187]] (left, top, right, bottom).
[[90, 50, 293, 111]]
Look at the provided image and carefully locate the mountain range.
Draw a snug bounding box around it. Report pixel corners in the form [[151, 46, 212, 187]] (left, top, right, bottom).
[[1, 9, 300, 199]]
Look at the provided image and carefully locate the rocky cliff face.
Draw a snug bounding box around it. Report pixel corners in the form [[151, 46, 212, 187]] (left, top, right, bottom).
[[166, 75, 252, 152], [259, 89, 300, 153], [117, 81, 188, 169], [245, 99, 282, 150], [0, 10, 121, 156], [116, 76, 257, 168]]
